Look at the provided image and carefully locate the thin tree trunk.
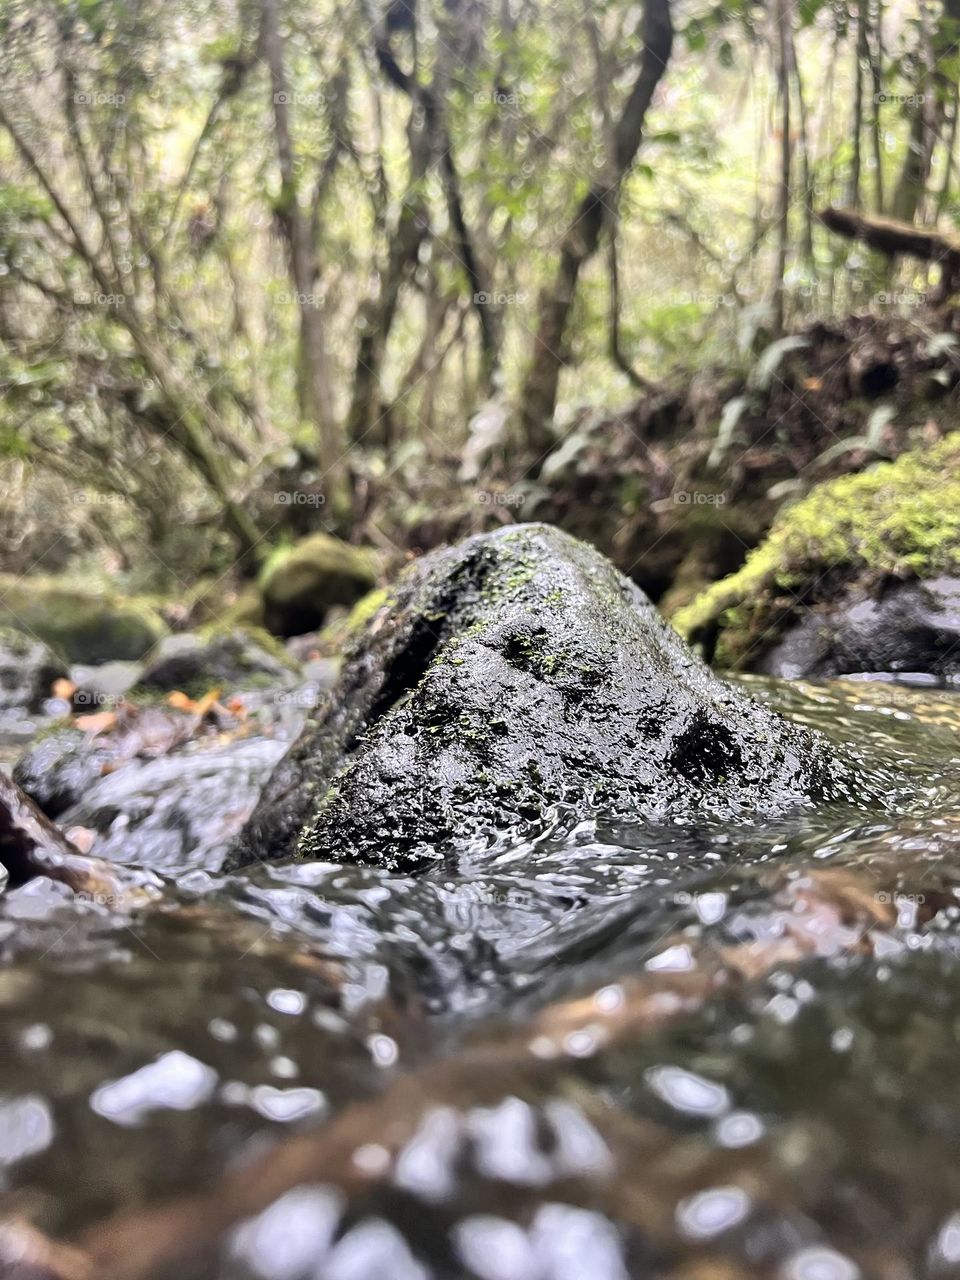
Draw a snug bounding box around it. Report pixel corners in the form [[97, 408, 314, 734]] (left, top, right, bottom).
[[772, 0, 791, 334], [851, 8, 866, 209], [868, 0, 884, 212], [0, 100, 263, 562], [260, 0, 341, 484], [518, 0, 673, 453]]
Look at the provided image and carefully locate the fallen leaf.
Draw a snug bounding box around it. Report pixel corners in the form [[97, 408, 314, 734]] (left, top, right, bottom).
[[52, 677, 76, 699], [166, 690, 196, 711], [64, 826, 97, 854], [194, 688, 223, 720], [803, 376, 823, 391], [74, 711, 117, 735]]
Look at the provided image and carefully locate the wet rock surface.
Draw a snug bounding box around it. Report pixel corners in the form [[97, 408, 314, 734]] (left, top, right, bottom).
[[58, 736, 290, 872], [0, 628, 65, 713], [233, 523, 868, 872], [12, 711, 200, 819], [759, 574, 960, 679]]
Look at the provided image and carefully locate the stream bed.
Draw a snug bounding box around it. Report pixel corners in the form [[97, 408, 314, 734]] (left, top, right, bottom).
[[2, 674, 960, 1278]]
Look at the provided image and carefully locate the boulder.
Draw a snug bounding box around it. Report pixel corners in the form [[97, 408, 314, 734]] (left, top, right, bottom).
[[230, 524, 864, 872], [0, 627, 66, 712], [0, 576, 167, 663], [674, 435, 960, 673], [258, 534, 378, 636], [756, 576, 960, 680], [135, 627, 298, 698]]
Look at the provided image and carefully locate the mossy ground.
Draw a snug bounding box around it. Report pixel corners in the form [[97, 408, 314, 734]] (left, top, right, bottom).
[[673, 434, 960, 667]]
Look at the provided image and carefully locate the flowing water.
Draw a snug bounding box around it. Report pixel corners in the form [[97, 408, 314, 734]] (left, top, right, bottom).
[[2, 675, 960, 1278]]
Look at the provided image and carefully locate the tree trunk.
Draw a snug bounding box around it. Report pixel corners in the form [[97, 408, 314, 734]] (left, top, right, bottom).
[[518, 0, 673, 455], [260, 0, 341, 487], [771, 0, 791, 335]]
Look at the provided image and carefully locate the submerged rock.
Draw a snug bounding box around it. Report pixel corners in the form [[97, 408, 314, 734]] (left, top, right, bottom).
[[0, 627, 66, 712], [231, 524, 862, 871]]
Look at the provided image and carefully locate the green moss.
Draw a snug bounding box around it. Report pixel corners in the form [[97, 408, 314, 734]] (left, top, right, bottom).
[[311, 587, 392, 657], [195, 622, 296, 669], [258, 533, 379, 635], [0, 575, 167, 663], [673, 434, 960, 666]]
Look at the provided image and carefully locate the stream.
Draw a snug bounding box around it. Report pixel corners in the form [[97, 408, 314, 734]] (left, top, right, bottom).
[[2, 674, 960, 1278]]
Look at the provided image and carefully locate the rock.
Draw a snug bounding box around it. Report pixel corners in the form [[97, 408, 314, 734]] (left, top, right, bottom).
[[57, 735, 291, 873], [13, 707, 199, 819], [230, 524, 862, 872], [258, 534, 378, 636], [757, 576, 960, 680], [0, 769, 156, 902], [0, 576, 167, 663], [674, 434, 960, 673], [135, 627, 298, 698], [0, 627, 66, 712]]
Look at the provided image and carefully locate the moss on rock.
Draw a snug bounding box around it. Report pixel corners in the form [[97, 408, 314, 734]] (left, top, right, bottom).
[[0, 576, 167, 664], [673, 434, 960, 668], [258, 534, 379, 636]]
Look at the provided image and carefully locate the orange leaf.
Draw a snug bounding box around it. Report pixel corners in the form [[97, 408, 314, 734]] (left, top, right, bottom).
[[167, 690, 198, 712], [74, 711, 117, 735], [194, 688, 223, 720], [803, 376, 823, 391], [52, 677, 76, 699], [64, 825, 96, 853]]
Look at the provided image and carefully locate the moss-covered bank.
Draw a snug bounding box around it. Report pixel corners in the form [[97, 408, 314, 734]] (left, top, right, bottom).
[[673, 434, 960, 668]]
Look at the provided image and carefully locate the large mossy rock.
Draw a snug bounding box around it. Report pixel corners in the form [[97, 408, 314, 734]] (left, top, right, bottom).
[[0, 627, 66, 711], [230, 524, 862, 872], [0, 577, 167, 664], [674, 435, 960, 674], [258, 534, 378, 636]]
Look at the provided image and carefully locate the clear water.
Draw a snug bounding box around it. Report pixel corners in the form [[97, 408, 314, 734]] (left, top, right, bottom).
[[3, 676, 960, 1278]]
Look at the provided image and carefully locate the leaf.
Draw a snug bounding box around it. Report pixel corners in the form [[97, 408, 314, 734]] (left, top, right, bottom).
[[166, 688, 222, 718], [194, 688, 223, 720], [707, 394, 752, 469], [926, 332, 958, 358], [74, 711, 117, 735], [52, 678, 76, 699], [803, 376, 823, 391], [752, 336, 809, 391]]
